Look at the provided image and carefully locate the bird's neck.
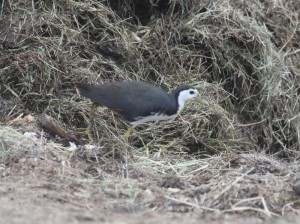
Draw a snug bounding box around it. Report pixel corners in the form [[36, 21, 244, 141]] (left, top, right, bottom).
[[176, 96, 185, 114], [170, 90, 186, 115]]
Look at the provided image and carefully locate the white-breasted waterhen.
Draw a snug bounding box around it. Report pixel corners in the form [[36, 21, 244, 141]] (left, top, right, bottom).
[[76, 80, 199, 142]]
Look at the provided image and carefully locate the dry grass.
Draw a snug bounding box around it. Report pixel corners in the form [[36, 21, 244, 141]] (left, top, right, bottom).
[[1, 0, 299, 157], [0, 1, 300, 157]]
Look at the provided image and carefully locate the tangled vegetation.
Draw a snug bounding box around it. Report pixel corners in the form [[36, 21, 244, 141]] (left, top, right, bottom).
[[1, 0, 299, 157]]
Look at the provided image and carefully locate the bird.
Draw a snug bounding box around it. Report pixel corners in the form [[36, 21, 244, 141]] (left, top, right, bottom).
[[75, 80, 199, 142]]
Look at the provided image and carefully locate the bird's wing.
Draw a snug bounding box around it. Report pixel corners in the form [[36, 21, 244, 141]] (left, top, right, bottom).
[[76, 81, 177, 121]]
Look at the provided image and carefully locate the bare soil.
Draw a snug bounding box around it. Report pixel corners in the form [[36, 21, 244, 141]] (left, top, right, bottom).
[[1, 125, 300, 224]]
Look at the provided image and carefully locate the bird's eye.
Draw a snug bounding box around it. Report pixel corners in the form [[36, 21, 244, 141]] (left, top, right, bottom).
[[189, 90, 195, 94]]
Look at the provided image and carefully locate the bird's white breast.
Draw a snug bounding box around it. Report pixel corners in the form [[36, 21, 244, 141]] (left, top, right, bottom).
[[130, 112, 178, 127]]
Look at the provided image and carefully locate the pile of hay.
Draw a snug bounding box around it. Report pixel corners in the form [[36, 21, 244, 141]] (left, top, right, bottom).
[[0, 0, 299, 157]]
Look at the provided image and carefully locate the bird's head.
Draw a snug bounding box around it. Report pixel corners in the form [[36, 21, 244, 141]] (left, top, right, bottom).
[[173, 85, 199, 102], [171, 85, 199, 113]]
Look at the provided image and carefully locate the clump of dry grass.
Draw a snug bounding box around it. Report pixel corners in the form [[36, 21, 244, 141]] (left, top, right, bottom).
[[0, 0, 299, 158]]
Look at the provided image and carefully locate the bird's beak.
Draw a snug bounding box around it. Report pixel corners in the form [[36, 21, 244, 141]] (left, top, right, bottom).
[[195, 90, 200, 99], [199, 97, 209, 105], [195, 90, 209, 105]]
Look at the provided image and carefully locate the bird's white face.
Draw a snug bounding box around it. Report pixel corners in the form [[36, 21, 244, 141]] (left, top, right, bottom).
[[178, 88, 199, 102], [176, 88, 199, 114]]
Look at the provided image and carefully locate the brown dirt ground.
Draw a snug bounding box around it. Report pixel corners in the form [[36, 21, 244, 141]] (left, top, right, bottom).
[[1, 174, 300, 224], [1, 124, 300, 224]]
